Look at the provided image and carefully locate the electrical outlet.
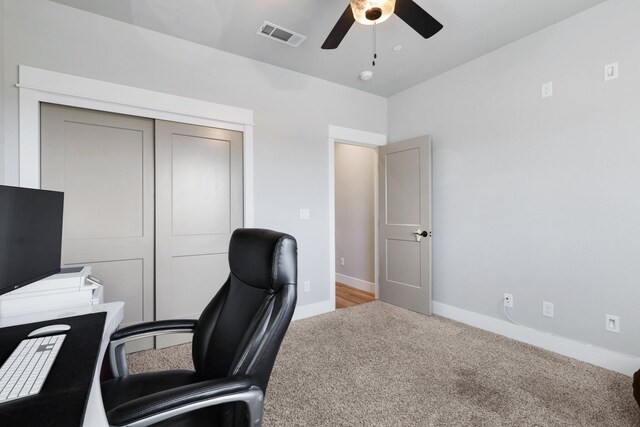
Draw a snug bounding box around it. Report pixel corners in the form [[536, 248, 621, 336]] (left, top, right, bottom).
[[541, 82, 553, 98], [605, 314, 620, 333], [340, 257, 345, 266], [542, 301, 554, 318], [303, 281, 311, 293], [504, 293, 513, 308]]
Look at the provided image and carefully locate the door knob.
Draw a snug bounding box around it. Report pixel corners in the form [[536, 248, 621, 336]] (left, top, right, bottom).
[[414, 229, 429, 242]]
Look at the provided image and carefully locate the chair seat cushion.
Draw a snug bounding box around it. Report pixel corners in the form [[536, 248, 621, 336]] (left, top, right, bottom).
[[102, 370, 198, 410], [101, 370, 219, 426], [634, 369, 640, 408]]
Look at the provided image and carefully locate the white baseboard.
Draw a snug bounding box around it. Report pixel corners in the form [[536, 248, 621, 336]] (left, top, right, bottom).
[[336, 273, 374, 294], [433, 301, 639, 377], [293, 300, 334, 321]]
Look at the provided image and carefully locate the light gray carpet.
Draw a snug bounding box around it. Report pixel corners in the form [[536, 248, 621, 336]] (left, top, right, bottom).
[[128, 301, 640, 426]]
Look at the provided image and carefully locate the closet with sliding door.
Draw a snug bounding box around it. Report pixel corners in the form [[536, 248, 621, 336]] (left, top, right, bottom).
[[40, 103, 243, 351]]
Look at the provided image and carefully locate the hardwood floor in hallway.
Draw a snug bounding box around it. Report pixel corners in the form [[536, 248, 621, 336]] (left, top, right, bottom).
[[336, 282, 375, 309]]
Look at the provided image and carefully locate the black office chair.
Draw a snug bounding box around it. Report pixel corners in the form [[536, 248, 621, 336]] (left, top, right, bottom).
[[101, 229, 297, 427]]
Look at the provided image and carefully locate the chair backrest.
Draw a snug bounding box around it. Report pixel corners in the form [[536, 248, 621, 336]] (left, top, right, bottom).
[[191, 228, 297, 393]]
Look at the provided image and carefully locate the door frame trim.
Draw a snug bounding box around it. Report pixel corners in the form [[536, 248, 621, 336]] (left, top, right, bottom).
[[17, 65, 255, 226], [328, 125, 387, 311]]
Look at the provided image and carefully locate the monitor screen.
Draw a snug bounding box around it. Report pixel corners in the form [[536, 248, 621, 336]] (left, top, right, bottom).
[[0, 185, 64, 297]]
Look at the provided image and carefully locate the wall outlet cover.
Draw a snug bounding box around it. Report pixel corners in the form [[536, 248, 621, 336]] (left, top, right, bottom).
[[299, 208, 310, 220], [504, 293, 514, 308], [303, 280, 311, 293], [605, 314, 620, 333], [541, 82, 553, 98]]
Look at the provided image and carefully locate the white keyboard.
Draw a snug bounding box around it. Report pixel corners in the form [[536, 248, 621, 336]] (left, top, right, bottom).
[[0, 334, 65, 403]]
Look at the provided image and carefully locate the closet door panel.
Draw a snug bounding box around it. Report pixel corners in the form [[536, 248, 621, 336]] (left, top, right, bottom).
[[155, 120, 243, 348], [40, 104, 155, 352]]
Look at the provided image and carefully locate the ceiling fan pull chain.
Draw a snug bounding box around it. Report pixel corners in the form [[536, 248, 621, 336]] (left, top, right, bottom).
[[372, 22, 377, 66]]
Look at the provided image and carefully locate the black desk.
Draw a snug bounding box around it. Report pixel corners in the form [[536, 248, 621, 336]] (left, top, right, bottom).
[[0, 312, 106, 427]]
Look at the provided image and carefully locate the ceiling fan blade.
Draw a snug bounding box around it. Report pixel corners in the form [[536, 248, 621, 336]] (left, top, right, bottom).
[[321, 5, 355, 49], [394, 0, 443, 39]]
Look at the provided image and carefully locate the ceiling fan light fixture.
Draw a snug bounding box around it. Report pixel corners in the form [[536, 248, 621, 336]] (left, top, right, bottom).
[[350, 0, 396, 25]]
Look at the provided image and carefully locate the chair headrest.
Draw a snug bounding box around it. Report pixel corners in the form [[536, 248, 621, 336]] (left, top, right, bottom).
[[229, 228, 297, 291]]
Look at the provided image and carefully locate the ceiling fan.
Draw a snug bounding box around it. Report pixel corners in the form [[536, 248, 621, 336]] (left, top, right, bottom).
[[322, 0, 443, 49]]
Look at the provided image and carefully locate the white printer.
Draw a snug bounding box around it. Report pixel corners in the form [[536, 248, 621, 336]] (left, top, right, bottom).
[[0, 266, 103, 319]]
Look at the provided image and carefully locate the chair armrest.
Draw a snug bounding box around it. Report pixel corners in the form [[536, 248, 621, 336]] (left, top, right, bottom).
[[107, 377, 262, 427], [111, 319, 197, 341], [109, 319, 197, 378]]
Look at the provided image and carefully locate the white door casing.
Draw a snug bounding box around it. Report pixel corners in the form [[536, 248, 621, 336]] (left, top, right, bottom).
[[17, 65, 254, 227], [327, 125, 387, 317]]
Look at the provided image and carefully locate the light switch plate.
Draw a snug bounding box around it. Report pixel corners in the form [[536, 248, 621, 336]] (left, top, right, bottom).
[[299, 208, 310, 220], [604, 62, 619, 81], [541, 82, 553, 98], [542, 301, 554, 318], [303, 281, 311, 293]]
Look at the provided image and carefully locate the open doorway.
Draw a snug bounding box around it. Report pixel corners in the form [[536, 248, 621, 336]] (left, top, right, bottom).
[[334, 142, 377, 309]]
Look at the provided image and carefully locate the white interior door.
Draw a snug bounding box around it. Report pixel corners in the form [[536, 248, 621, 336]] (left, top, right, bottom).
[[378, 136, 432, 315], [155, 120, 243, 348], [40, 103, 155, 351]]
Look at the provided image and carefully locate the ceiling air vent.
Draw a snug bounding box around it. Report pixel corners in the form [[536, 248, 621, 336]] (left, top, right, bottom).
[[257, 21, 307, 47]]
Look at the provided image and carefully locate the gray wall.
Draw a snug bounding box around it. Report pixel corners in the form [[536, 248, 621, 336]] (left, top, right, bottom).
[[388, 0, 640, 356], [335, 143, 375, 284], [1, 0, 387, 308]]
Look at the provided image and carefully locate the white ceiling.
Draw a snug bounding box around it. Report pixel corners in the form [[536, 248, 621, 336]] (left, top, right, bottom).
[[49, 0, 607, 97]]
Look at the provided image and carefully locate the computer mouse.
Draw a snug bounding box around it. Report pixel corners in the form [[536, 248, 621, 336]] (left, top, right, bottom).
[[28, 324, 71, 338]]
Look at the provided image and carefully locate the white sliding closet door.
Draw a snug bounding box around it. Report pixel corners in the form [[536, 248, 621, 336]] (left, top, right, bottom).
[[40, 103, 156, 351], [154, 120, 243, 348]]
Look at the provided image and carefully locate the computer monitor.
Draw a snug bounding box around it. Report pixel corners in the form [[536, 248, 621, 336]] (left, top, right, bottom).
[[0, 185, 64, 296]]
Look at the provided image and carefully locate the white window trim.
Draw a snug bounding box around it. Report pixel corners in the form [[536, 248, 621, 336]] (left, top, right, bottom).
[[17, 65, 255, 226]]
